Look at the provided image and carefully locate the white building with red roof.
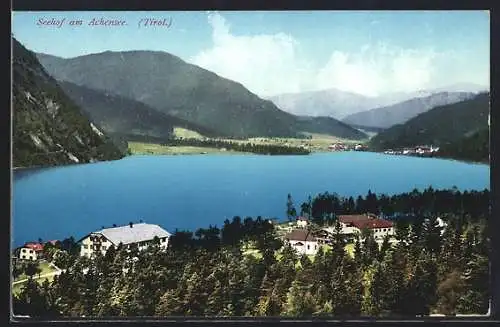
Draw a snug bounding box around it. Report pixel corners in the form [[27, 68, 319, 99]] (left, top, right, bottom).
[[17, 242, 45, 261], [337, 214, 395, 241]]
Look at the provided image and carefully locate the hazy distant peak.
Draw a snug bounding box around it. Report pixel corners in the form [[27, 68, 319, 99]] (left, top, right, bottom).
[[424, 82, 489, 94]]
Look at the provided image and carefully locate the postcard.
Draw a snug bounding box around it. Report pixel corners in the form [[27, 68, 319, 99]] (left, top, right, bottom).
[[11, 10, 490, 319]]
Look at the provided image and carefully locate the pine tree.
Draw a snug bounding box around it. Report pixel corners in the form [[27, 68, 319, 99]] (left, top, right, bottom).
[[435, 269, 465, 315], [378, 234, 391, 262], [422, 217, 443, 255], [367, 262, 387, 316], [342, 256, 364, 317], [286, 193, 297, 222], [156, 288, 184, 316], [456, 253, 489, 314], [353, 237, 363, 266], [401, 252, 438, 316], [284, 280, 316, 317]]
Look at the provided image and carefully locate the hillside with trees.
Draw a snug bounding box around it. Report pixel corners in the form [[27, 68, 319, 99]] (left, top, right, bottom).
[[437, 128, 489, 163], [58, 81, 223, 140], [12, 38, 124, 168], [368, 93, 490, 155]]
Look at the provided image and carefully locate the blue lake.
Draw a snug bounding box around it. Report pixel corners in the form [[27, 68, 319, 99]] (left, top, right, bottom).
[[12, 152, 490, 247]]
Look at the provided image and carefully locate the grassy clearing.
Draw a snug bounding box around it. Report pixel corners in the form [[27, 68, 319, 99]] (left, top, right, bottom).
[[13, 261, 56, 283], [12, 261, 58, 296], [173, 127, 205, 139], [128, 142, 248, 155], [242, 133, 367, 152]]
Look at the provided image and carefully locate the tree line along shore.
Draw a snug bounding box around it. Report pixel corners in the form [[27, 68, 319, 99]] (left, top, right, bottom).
[[12, 187, 489, 317]]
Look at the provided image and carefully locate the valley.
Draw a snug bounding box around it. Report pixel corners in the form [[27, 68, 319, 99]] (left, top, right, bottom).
[[129, 128, 368, 156]]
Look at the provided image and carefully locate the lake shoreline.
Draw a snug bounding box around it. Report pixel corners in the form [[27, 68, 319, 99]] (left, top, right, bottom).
[[12, 150, 490, 173]]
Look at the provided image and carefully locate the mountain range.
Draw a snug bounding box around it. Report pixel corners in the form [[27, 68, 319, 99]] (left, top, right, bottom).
[[268, 83, 487, 127], [36, 51, 367, 140], [341, 91, 477, 129], [12, 38, 124, 167], [368, 92, 490, 152]]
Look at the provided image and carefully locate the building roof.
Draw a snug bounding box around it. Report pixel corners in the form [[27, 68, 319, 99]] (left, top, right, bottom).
[[339, 214, 393, 229], [351, 218, 393, 230], [339, 214, 374, 224], [85, 223, 171, 245], [24, 242, 44, 251], [285, 229, 317, 242]]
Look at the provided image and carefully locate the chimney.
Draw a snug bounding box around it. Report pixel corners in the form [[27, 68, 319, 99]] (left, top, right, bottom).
[[129, 222, 133, 228]]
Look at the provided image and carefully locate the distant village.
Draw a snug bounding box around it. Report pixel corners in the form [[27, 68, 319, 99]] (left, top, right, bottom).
[[327, 142, 440, 157], [383, 145, 440, 157], [327, 143, 368, 152]]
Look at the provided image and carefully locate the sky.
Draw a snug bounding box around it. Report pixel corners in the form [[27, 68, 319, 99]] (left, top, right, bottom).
[[12, 11, 490, 97]]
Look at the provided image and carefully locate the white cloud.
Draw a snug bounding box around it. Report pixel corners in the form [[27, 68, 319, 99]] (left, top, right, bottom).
[[316, 44, 438, 96], [190, 12, 484, 97], [191, 12, 314, 96]]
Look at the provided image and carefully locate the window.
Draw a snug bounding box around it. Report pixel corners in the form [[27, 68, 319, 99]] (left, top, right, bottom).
[[22, 249, 26, 253], [93, 245, 100, 251], [22, 255, 26, 259], [29, 250, 33, 254], [307, 245, 310, 250], [83, 244, 88, 249], [102, 246, 107, 251]]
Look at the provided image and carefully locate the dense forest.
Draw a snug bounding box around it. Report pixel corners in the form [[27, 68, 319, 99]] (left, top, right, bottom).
[[162, 138, 311, 155], [12, 187, 489, 318], [436, 128, 489, 164]]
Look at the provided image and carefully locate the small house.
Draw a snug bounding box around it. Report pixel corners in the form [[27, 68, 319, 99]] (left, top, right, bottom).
[[18, 242, 44, 261], [284, 229, 319, 256]]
